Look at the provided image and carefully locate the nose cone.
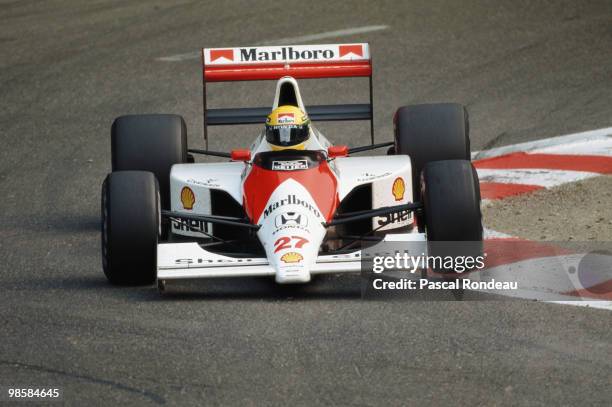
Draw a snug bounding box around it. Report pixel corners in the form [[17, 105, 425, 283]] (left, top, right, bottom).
[[274, 252, 311, 284], [262, 231, 314, 284], [261, 217, 322, 284], [255, 180, 328, 284]]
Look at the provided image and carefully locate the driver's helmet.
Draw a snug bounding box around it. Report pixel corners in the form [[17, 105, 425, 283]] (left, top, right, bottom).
[[265, 105, 310, 151]]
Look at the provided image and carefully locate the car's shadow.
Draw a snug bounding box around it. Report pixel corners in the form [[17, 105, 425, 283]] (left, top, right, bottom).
[[16, 273, 501, 302], [148, 274, 364, 301], [109, 274, 486, 302]]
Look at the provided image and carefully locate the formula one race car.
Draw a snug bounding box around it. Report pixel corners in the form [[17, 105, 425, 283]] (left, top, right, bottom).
[[101, 43, 482, 290]]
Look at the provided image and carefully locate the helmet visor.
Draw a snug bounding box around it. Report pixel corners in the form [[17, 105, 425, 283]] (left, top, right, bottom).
[[265, 124, 309, 147]]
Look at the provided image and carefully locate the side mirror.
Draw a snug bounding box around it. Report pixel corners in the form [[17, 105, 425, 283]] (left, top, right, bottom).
[[327, 145, 349, 158], [230, 149, 251, 161]]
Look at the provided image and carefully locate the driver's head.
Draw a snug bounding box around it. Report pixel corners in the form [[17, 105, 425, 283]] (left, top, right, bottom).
[[265, 105, 310, 151]]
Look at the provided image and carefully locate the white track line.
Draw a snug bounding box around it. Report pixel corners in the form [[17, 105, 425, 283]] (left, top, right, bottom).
[[483, 228, 514, 239], [476, 168, 598, 188], [262, 25, 388, 45], [157, 25, 389, 62], [532, 137, 612, 156], [157, 51, 202, 62], [472, 126, 612, 159], [547, 301, 612, 310]]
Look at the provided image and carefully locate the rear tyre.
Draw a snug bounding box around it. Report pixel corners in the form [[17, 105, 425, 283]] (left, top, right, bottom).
[[421, 160, 483, 273], [111, 114, 188, 210], [393, 103, 470, 206], [101, 171, 159, 285]]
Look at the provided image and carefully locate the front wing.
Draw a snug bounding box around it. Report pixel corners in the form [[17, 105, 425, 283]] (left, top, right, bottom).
[[157, 233, 425, 281]]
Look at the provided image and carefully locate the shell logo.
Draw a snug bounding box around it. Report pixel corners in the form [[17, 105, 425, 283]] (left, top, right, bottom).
[[180, 186, 195, 210], [280, 252, 303, 263], [392, 177, 405, 201]]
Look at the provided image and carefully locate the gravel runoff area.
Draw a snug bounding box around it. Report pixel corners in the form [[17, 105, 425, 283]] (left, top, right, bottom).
[[482, 175, 612, 241]]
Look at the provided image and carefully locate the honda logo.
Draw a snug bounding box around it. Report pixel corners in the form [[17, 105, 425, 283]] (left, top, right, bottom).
[[275, 212, 308, 228]]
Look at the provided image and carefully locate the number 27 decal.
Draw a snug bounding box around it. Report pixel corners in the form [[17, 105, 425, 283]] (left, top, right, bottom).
[[274, 236, 309, 253]]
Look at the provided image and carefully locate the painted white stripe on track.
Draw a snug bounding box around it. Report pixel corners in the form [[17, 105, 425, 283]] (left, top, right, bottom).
[[476, 168, 598, 188], [157, 25, 389, 62], [483, 228, 514, 239], [260, 25, 389, 46], [532, 137, 612, 156], [547, 301, 612, 310], [472, 126, 612, 159]]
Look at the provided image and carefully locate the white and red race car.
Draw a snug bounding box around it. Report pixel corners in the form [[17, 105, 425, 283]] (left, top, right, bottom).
[[101, 43, 482, 290]]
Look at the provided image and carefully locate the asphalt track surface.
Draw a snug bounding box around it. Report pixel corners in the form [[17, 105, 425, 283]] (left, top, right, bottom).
[[1, 1, 611, 405]]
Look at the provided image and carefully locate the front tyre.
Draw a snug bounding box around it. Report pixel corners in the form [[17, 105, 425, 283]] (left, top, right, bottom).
[[421, 160, 483, 273], [101, 171, 159, 285]]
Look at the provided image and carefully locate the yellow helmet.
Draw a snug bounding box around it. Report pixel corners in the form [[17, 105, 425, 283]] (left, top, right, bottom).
[[265, 105, 310, 151]]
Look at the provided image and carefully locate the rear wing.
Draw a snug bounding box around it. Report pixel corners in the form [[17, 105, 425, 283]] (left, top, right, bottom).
[[201, 43, 374, 147]]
